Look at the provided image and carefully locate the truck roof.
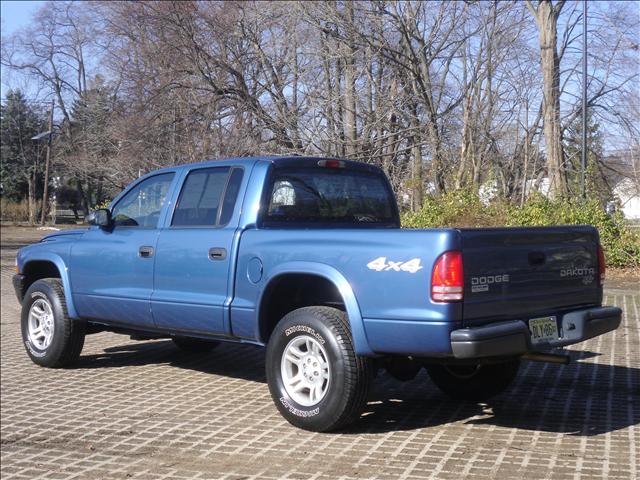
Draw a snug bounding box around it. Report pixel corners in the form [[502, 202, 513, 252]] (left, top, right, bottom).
[[152, 156, 381, 174]]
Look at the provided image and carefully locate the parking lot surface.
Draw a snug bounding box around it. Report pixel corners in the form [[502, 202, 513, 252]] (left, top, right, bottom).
[[1, 226, 638, 479]]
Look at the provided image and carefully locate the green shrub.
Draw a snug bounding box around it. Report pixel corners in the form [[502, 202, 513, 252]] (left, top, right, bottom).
[[402, 191, 640, 268], [505, 195, 640, 268], [402, 189, 507, 228]]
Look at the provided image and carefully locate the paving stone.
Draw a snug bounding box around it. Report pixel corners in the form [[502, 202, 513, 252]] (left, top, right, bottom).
[[1, 227, 638, 479]]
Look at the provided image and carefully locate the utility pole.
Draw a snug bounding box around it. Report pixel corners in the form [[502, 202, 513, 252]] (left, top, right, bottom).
[[40, 99, 54, 225], [581, 0, 588, 199]]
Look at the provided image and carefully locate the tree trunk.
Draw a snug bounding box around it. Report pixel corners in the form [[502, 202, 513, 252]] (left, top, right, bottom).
[[373, 9, 385, 167], [411, 141, 423, 211], [342, 2, 357, 157], [521, 99, 531, 205], [384, 79, 399, 176], [457, 94, 472, 189], [334, 47, 345, 157], [27, 175, 36, 225], [457, 41, 470, 190], [426, 114, 446, 193], [408, 102, 423, 211], [321, 32, 336, 156], [527, 0, 567, 199], [76, 179, 90, 216]]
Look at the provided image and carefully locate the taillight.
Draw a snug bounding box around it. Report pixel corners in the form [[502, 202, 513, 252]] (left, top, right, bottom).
[[431, 251, 464, 302], [597, 245, 606, 286]]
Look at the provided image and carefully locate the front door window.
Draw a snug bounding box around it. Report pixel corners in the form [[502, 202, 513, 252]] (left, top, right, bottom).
[[111, 173, 175, 228]]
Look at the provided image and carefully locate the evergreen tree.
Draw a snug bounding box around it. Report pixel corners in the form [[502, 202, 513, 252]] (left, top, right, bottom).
[[61, 75, 117, 212], [0, 90, 46, 222], [564, 112, 610, 204]]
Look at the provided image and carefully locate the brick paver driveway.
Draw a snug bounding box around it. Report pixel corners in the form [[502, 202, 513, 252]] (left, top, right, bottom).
[[1, 226, 638, 479]]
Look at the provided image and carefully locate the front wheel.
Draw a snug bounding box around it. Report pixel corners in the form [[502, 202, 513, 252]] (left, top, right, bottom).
[[266, 306, 373, 432], [21, 278, 85, 368], [425, 360, 520, 400]]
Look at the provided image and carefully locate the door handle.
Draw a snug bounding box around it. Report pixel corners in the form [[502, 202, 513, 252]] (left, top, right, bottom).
[[139, 246, 154, 258], [209, 247, 227, 261]]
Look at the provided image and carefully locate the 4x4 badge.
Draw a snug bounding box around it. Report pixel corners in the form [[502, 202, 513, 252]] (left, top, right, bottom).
[[366, 257, 423, 274]]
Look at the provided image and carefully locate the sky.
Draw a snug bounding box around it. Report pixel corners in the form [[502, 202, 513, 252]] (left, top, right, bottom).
[[0, 1, 45, 99], [1, 0, 43, 36]]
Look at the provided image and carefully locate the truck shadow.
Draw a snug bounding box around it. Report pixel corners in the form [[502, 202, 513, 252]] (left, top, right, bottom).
[[350, 360, 639, 436], [75, 339, 267, 383], [75, 339, 638, 436]]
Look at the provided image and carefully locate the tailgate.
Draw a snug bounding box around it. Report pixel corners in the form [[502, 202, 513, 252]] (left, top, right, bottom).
[[460, 226, 602, 326]]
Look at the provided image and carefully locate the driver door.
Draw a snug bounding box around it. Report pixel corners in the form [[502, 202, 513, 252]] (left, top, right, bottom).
[[69, 172, 176, 328]]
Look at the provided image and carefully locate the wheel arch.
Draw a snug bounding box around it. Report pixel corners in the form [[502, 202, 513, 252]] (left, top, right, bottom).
[[21, 255, 78, 319], [257, 262, 373, 355]]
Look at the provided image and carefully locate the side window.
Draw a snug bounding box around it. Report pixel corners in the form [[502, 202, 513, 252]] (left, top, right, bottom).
[[111, 173, 175, 228], [172, 167, 230, 227], [219, 168, 244, 225]]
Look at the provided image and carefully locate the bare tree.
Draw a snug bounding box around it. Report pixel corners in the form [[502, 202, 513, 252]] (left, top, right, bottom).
[[525, 0, 568, 199], [2, 0, 637, 210]]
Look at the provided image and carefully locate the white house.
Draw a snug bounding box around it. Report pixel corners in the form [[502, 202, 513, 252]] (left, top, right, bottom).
[[613, 178, 640, 219]]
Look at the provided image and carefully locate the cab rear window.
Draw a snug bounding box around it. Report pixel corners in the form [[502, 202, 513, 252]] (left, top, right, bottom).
[[261, 167, 399, 227]]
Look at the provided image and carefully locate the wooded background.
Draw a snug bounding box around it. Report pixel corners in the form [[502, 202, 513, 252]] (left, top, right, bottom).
[[1, 0, 638, 221]]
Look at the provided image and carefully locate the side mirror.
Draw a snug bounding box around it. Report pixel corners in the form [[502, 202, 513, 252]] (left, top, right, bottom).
[[87, 208, 113, 228]]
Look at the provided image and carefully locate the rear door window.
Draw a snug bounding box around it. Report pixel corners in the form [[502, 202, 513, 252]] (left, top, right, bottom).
[[172, 167, 244, 227], [219, 168, 244, 225], [172, 168, 229, 227]]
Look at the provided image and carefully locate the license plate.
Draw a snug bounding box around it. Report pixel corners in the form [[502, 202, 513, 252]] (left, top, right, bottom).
[[529, 316, 558, 344]]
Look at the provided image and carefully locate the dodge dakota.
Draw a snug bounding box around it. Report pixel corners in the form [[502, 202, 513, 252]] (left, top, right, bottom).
[[13, 156, 622, 431]]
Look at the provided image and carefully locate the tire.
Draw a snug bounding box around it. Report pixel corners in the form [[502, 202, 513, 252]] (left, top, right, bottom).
[[265, 306, 373, 432], [21, 278, 85, 368], [425, 360, 520, 401], [172, 337, 219, 352]]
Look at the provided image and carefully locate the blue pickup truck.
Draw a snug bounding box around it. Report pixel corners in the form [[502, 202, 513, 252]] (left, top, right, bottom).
[[13, 156, 622, 431]]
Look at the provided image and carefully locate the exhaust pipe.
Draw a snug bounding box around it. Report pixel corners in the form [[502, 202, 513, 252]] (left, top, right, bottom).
[[522, 352, 571, 365]]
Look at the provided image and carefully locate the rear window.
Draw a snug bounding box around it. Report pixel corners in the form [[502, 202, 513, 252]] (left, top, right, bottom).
[[261, 167, 399, 227]]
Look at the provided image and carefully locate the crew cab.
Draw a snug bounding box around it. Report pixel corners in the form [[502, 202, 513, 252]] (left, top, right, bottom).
[[13, 156, 622, 431]]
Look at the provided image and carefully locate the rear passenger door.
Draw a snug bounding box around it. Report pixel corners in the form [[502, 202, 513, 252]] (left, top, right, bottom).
[[151, 167, 244, 335]]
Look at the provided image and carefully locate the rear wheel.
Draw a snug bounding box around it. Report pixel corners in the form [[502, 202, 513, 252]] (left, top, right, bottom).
[[266, 306, 373, 432], [172, 337, 219, 352], [21, 278, 85, 368], [425, 360, 520, 400]]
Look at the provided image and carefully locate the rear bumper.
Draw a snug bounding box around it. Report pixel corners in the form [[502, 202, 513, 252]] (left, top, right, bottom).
[[450, 306, 622, 359], [12, 274, 25, 303]]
